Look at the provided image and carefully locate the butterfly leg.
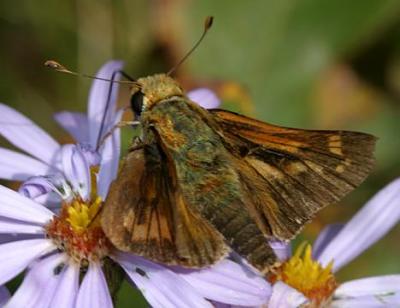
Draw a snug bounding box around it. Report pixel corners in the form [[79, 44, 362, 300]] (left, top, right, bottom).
[[97, 120, 141, 150]]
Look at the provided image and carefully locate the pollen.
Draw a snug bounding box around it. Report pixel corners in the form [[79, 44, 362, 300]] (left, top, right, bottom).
[[66, 197, 102, 233], [269, 242, 337, 306]]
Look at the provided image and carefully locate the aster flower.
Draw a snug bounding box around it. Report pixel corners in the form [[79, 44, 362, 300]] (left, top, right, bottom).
[[0, 60, 125, 205], [0, 145, 270, 307], [268, 178, 400, 307]]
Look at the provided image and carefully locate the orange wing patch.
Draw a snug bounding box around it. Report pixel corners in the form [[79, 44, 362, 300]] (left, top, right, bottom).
[[211, 109, 376, 240]]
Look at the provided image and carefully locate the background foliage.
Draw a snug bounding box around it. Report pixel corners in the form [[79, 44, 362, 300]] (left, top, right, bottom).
[[0, 1, 399, 306]]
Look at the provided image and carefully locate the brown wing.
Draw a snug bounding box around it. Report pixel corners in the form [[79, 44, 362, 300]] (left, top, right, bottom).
[[101, 144, 229, 267], [210, 109, 376, 240]]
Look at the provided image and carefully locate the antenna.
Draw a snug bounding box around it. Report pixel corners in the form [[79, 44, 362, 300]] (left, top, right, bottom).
[[167, 16, 214, 76], [44, 60, 139, 86]]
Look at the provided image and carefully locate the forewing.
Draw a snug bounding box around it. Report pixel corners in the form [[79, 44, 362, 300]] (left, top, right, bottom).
[[101, 145, 229, 267], [211, 109, 376, 240]]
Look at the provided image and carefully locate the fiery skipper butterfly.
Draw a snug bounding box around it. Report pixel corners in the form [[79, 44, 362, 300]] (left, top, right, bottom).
[[47, 17, 376, 274]]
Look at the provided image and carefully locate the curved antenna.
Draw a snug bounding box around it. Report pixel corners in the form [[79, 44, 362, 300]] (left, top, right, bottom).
[[95, 69, 120, 150], [44, 60, 140, 86], [167, 16, 214, 76], [45, 60, 140, 149]]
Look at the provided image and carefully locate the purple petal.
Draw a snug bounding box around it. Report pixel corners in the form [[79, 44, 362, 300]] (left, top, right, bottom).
[[0, 103, 61, 164], [77, 143, 101, 166], [178, 259, 271, 305], [19, 176, 57, 198], [54, 111, 89, 144], [5, 253, 67, 308], [312, 224, 344, 260], [0, 234, 36, 244], [317, 178, 400, 272], [19, 174, 70, 203], [115, 253, 213, 308], [76, 263, 113, 308], [210, 302, 230, 308], [332, 293, 400, 308], [0, 184, 54, 224], [127, 271, 184, 308], [0, 148, 55, 181], [32, 194, 62, 212], [97, 109, 123, 199], [49, 262, 79, 308], [187, 88, 220, 109], [268, 282, 308, 308], [0, 238, 55, 285], [87, 60, 124, 149], [0, 217, 44, 234], [335, 275, 400, 298], [0, 286, 10, 307], [129, 272, 213, 308], [61, 144, 91, 200], [269, 240, 291, 261]]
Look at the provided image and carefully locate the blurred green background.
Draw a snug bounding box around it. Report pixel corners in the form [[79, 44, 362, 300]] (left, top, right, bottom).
[[1, 0, 400, 306]]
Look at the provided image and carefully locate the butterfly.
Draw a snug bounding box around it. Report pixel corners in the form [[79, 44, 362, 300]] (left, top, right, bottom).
[[100, 72, 376, 275]]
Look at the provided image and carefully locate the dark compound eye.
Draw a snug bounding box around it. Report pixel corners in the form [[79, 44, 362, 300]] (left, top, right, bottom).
[[130, 91, 144, 116]]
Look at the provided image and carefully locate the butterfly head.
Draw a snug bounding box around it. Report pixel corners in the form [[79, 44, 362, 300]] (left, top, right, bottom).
[[129, 17, 214, 118], [130, 74, 184, 117]]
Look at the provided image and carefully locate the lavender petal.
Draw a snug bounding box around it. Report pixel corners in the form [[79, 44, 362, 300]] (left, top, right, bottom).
[[32, 194, 62, 212], [19, 176, 56, 198], [312, 223, 344, 260], [87, 60, 124, 149], [76, 263, 113, 308], [97, 109, 123, 199], [0, 286, 10, 307], [115, 253, 213, 308], [0, 184, 54, 224], [49, 263, 79, 308], [0, 239, 55, 285], [268, 282, 308, 308], [0, 234, 29, 244], [0, 147, 55, 181], [0, 217, 44, 234], [318, 178, 400, 272], [334, 275, 400, 298], [128, 271, 213, 308], [19, 174, 70, 204], [332, 293, 400, 308], [178, 259, 271, 305], [0, 103, 61, 164], [61, 144, 91, 200], [5, 253, 67, 308], [77, 143, 101, 166], [187, 88, 221, 109], [54, 111, 89, 144], [269, 240, 291, 261]]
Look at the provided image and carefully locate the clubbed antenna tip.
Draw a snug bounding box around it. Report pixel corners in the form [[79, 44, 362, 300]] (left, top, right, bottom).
[[44, 59, 137, 85], [204, 16, 214, 30], [44, 60, 74, 74], [167, 16, 214, 76]]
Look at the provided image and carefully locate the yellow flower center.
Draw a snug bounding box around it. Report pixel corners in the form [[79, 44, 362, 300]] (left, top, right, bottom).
[[45, 167, 111, 263], [66, 196, 102, 233], [270, 243, 337, 306]]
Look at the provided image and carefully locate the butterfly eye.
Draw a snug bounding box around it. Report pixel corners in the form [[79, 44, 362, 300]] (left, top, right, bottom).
[[130, 91, 144, 116]]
